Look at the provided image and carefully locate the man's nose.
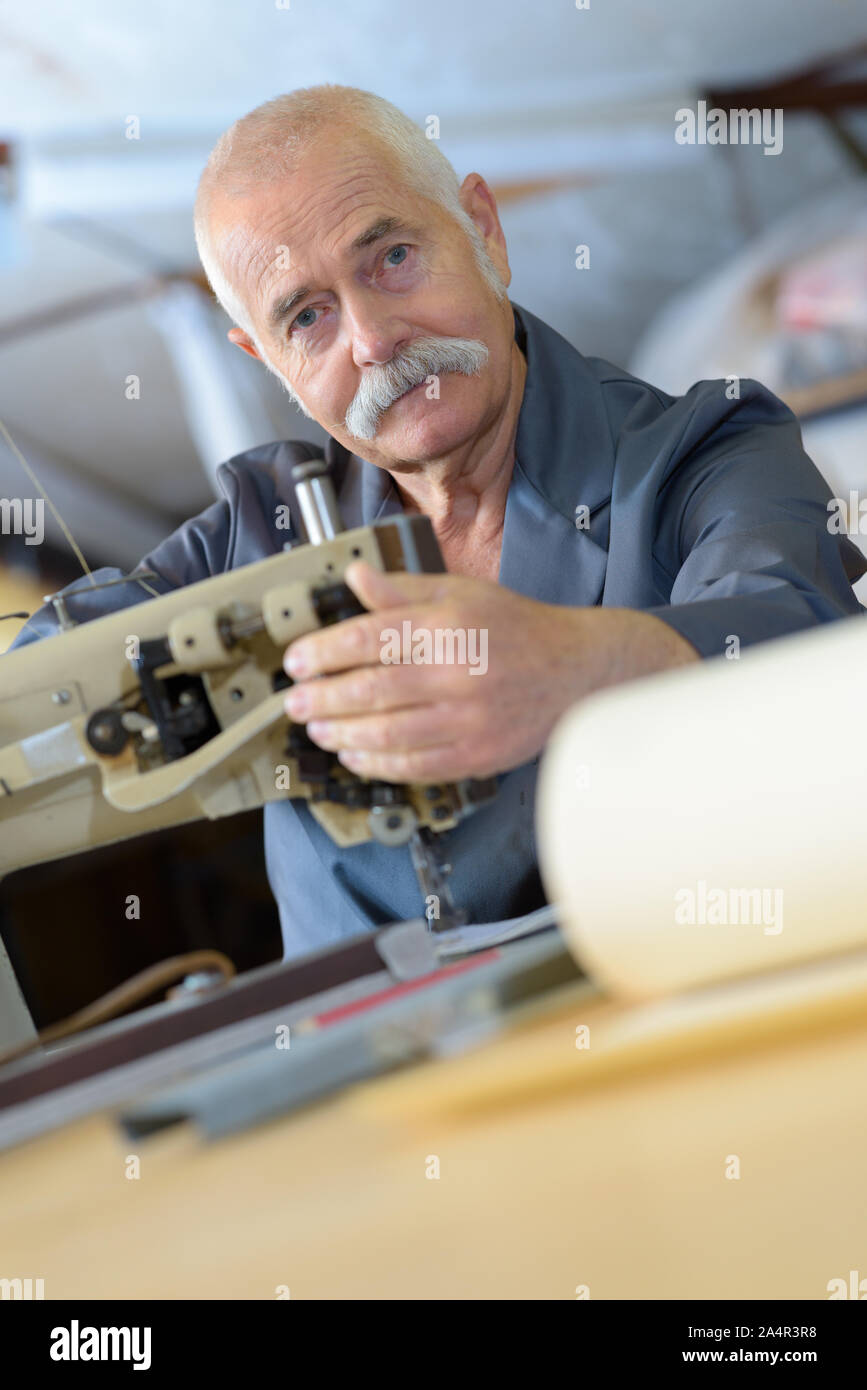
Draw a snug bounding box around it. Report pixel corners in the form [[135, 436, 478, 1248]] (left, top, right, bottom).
[[344, 297, 411, 369]]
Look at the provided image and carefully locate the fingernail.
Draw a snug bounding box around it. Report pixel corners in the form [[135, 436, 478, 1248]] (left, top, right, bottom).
[[307, 720, 332, 741], [338, 750, 363, 770], [285, 688, 310, 719], [286, 645, 310, 677]]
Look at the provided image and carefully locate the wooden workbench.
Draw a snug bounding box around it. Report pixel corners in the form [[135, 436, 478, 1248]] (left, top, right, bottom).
[[1, 969, 865, 1300]]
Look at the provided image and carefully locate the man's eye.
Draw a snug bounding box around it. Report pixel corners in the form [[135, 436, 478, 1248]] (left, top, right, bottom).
[[293, 306, 318, 331], [384, 244, 409, 267]]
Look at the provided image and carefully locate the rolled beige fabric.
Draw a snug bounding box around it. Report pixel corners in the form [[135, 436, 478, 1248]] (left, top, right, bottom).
[[537, 614, 867, 999]]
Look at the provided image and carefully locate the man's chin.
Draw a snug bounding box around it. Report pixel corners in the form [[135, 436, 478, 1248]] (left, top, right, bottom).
[[373, 403, 473, 460]]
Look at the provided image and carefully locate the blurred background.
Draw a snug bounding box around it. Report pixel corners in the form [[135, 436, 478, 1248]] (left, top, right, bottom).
[[2, 0, 866, 1024]]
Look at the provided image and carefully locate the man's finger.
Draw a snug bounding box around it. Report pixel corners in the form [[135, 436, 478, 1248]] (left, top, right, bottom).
[[343, 559, 454, 611], [284, 660, 452, 721], [306, 700, 465, 754], [285, 597, 448, 678]]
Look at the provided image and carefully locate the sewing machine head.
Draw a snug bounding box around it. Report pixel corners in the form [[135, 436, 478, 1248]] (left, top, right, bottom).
[[0, 462, 496, 926]]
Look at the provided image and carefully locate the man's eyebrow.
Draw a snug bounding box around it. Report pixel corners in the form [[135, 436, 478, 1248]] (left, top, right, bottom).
[[268, 286, 313, 332], [267, 217, 420, 333], [349, 215, 407, 252]]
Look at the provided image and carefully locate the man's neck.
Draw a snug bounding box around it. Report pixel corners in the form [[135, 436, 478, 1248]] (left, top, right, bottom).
[[389, 339, 527, 536]]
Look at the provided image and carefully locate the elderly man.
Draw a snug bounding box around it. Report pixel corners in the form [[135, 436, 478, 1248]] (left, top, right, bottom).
[[11, 85, 866, 957]]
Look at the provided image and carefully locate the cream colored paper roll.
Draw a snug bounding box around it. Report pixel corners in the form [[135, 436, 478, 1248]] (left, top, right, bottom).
[[537, 614, 867, 999]]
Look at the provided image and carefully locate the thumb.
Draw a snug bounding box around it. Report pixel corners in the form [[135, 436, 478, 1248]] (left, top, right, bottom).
[[344, 559, 449, 611]]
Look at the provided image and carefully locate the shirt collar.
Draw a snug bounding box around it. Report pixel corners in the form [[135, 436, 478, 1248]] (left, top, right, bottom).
[[511, 300, 614, 522]]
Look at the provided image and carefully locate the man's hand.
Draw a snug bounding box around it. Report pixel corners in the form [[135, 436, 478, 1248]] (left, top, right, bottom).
[[282, 561, 698, 784]]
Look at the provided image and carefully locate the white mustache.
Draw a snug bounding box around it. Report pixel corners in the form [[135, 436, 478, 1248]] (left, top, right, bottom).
[[345, 335, 489, 440]]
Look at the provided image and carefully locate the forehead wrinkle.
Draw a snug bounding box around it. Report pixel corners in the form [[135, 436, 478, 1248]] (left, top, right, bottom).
[[216, 218, 256, 287], [213, 215, 278, 323], [306, 137, 449, 250], [289, 164, 403, 259]]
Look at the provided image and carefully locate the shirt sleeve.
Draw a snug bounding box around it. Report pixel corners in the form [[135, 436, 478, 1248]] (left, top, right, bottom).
[[641, 384, 867, 658], [7, 494, 232, 650]]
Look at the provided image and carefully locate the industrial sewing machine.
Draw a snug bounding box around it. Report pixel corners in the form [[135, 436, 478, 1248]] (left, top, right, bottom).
[[0, 460, 496, 928]]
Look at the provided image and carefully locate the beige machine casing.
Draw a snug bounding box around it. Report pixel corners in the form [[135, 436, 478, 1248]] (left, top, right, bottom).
[[0, 514, 488, 881]]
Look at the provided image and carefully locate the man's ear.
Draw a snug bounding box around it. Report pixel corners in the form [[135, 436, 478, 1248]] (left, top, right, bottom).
[[459, 173, 511, 286], [227, 327, 262, 362]]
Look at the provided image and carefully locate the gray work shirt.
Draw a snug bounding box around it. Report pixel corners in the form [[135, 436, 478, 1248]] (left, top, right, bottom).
[[9, 301, 866, 957]]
